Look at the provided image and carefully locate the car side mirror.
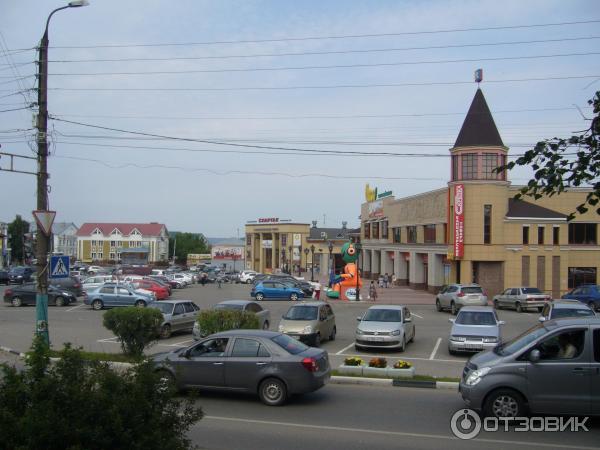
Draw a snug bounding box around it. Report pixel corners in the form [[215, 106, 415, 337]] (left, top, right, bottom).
[[448, 318, 455, 323], [498, 320, 506, 326], [529, 349, 541, 363], [538, 316, 546, 323]]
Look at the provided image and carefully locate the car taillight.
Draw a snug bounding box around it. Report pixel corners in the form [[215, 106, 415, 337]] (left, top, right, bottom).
[[5, 289, 13, 296], [457, 292, 465, 297], [301, 357, 318, 372], [74, 283, 80, 288]]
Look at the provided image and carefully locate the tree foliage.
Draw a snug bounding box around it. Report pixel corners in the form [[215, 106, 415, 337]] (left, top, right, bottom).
[[7, 215, 30, 264], [498, 91, 599, 220], [196, 309, 260, 338], [103, 307, 164, 358], [0, 337, 203, 450], [168, 232, 210, 264]]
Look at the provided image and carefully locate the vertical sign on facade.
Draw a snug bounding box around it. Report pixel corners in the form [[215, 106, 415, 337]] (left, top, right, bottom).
[[454, 184, 465, 259]]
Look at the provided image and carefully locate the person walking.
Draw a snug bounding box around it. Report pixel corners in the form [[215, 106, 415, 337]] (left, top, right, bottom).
[[369, 280, 378, 302], [383, 273, 389, 288]]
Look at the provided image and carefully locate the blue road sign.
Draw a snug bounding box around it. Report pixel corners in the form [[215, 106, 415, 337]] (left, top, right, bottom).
[[50, 255, 70, 279]]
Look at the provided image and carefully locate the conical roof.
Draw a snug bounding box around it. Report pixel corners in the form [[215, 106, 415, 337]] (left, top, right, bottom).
[[454, 88, 504, 147]]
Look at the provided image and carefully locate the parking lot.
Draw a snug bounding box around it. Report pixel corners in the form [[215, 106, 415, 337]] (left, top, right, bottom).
[[0, 282, 542, 378]]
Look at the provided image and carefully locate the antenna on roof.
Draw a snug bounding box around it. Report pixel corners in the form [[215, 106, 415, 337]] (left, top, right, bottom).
[[474, 68, 483, 86]]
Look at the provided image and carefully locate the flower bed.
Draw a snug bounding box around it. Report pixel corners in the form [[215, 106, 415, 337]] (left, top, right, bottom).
[[338, 357, 414, 379]]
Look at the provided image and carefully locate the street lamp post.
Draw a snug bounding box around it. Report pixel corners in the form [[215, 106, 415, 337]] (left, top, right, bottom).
[[35, 0, 89, 345], [298, 245, 303, 277], [303, 247, 309, 276], [310, 245, 315, 282], [281, 249, 286, 274], [288, 245, 292, 274], [327, 241, 334, 287], [355, 242, 362, 301]]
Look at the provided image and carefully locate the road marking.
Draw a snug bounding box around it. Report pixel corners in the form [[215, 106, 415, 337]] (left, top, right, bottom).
[[97, 337, 119, 343], [335, 343, 355, 355], [429, 337, 442, 360], [66, 303, 85, 312], [338, 352, 464, 363], [201, 416, 597, 449], [411, 312, 424, 319]]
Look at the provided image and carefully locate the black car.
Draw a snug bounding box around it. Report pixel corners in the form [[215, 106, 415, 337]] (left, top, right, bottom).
[[0, 270, 9, 285], [49, 276, 84, 297], [8, 266, 34, 284], [3, 283, 77, 307]]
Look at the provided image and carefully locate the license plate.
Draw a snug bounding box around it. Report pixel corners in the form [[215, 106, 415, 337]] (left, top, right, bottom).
[[364, 336, 384, 342], [291, 335, 300, 340]]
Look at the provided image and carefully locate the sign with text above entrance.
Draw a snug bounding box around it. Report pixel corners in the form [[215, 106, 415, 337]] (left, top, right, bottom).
[[453, 184, 465, 259], [50, 255, 70, 279]]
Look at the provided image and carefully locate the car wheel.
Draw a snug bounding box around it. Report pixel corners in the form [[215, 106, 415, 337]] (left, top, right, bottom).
[[493, 299, 499, 309], [410, 328, 415, 343], [313, 333, 321, 347], [135, 300, 146, 308], [450, 302, 457, 316], [538, 306, 544, 313], [11, 297, 22, 307], [435, 298, 442, 312], [289, 293, 299, 301], [262, 320, 269, 330], [588, 301, 596, 312], [259, 378, 287, 406], [516, 302, 523, 313], [246, 279, 252, 284], [329, 326, 336, 341], [160, 324, 172, 339], [92, 299, 103, 310], [448, 348, 458, 356], [483, 389, 527, 418], [255, 292, 264, 301], [399, 336, 406, 352], [55, 296, 66, 307], [354, 343, 362, 351]]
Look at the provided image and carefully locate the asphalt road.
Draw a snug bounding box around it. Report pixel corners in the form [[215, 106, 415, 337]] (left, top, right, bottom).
[[0, 282, 542, 378], [187, 384, 600, 450]]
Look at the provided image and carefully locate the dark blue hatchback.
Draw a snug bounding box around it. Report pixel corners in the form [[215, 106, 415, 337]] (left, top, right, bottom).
[[251, 281, 304, 301], [562, 285, 600, 311]]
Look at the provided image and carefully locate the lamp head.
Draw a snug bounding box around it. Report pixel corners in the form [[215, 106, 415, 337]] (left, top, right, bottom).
[[68, 0, 89, 7]]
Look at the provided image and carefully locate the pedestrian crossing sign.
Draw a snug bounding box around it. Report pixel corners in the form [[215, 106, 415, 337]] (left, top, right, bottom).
[[50, 255, 70, 279]]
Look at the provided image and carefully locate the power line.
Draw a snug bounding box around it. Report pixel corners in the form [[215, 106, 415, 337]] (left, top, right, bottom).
[[46, 74, 600, 93], [0, 106, 30, 113], [46, 36, 600, 63]]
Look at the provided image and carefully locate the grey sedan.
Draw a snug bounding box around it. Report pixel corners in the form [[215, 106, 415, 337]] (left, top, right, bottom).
[[149, 300, 201, 339], [152, 330, 330, 406], [448, 306, 504, 354]]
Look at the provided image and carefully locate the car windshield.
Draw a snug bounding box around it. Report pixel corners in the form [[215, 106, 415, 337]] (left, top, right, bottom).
[[462, 286, 483, 294], [271, 334, 309, 355], [552, 308, 594, 319], [149, 303, 174, 314], [215, 304, 243, 311], [455, 312, 496, 325], [494, 324, 548, 356], [363, 309, 402, 322], [522, 288, 543, 294], [284, 305, 317, 320]]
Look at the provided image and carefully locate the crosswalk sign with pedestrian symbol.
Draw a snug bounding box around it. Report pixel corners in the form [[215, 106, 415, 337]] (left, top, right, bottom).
[[50, 255, 70, 279]]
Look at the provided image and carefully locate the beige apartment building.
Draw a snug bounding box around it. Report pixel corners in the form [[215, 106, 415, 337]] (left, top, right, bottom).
[[360, 89, 599, 298]]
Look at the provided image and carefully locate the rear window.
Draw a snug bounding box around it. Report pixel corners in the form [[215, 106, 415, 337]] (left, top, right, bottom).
[[149, 303, 173, 314], [215, 304, 243, 311], [522, 288, 543, 294], [551, 308, 595, 319], [461, 286, 483, 294], [271, 334, 309, 355], [456, 311, 496, 325]]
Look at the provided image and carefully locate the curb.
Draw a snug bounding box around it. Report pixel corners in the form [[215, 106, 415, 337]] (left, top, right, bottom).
[[0, 346, 26, 358], [332, 375, 459, 390]]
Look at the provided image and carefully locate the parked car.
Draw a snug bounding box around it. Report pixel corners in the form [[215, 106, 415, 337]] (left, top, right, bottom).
[[8, 266, 34, 284], [493, 287, 551, 313], [49, 276, 83, 297], [131, 279, 170, 300], [149, 300, 201, 339], [538, 300, 595, 322], [86, 265, 105, 275], [436, 284, 488, 315], [251, 281, 304, 301], [278, 301, 336, 347], [84, 283, 155, 310], [355, 305, 415, 351], [239, 270, 258, 284], [4, 283, 76, 307], [192, 300, 271, 340], [0, 270, 9, 285], [459, 316, 600, 417], [259, 275, 314, 297], [152, 330, 331, 406], [167, 273, 191, 286], [448, 306, 505, 354], [82, 275, 115, 292], [562, 285, 600, 312]]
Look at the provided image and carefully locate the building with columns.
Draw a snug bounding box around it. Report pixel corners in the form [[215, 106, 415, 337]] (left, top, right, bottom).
[[360, 88, 600, 298]]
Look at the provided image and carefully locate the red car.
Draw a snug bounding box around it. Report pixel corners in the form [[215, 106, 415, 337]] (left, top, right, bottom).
[[132, 280, 170, 300]]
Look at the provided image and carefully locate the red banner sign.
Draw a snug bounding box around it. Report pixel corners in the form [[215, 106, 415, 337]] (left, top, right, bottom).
[[454, 184, 465, 259]]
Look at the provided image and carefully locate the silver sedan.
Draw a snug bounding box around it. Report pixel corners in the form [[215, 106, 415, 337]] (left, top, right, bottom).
[[448, 306, 504, 354]]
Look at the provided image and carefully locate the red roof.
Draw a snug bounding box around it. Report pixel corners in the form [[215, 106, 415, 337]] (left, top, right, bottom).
[[76, 223, 166, 237]]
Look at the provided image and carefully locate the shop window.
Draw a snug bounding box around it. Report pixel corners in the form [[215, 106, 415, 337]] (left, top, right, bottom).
[[364, 223, 370, 239], [407, 226, 417, 244], [393, 227, 400, 243], [482, 154, 499, 180], [483, 205, 492, 244], [568, 223, 597, 245], [424, 224, 436, 243], [553, 226, 560, 245], [381, 220, 389, 239], [461, 153, 477, 180], [522, 226, 530, 245], [372, 222, 379, 239], [568, 267, 597, 289], [538, 226, 545, 245]]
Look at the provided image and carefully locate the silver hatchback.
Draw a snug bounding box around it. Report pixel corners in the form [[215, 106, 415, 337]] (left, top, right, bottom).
[[149, 299, 200, 339], [355, 305, 415, 351], [436, 284, 488, 315]]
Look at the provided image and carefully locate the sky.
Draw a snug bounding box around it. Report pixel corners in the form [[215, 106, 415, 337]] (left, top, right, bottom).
[[1, 0, 599, 236]]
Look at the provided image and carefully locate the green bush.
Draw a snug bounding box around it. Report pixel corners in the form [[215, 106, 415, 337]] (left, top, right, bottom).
[[103, 307, 164, 358], [0, 337, 203, 450], [196, 309, 259, 337]]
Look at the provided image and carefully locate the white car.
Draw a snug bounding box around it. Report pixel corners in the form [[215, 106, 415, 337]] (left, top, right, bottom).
[[87, 265, 104, 275], [239, 270, 258, 284], [168, 273, 191, 286], [82, 275, 114, 292]]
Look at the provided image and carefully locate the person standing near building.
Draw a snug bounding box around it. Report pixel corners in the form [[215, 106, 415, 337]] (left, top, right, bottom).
[[383, 273, 389, 288], [369, 281, 378, 302]]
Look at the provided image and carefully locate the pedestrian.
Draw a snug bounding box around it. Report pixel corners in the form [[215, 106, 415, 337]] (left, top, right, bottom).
[[383, 273, 389, 288], [314, 282, 321, 300], [200, 272, 207, 286], [369, 281, 378, 302], [217, 276, 222, 289], [391, 274, 397, 286], [378, 275, 384, 288]]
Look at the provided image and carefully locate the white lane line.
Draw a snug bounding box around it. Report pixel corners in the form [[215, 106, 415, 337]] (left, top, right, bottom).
[[97, 337, 119, 343], [202, 416, 597, 449], [338, 352, 464, 363], [411, 313, 424, 319], [429, 337, 442, 360], [66, 303, 85, 312], [335, 343, 355, 355]]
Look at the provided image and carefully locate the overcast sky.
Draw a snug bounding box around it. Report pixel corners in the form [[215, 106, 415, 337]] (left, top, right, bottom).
[[1, 0, 598, 236]]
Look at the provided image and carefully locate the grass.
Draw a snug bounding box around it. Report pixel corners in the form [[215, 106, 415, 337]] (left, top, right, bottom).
[[331, 369, 460, 383]]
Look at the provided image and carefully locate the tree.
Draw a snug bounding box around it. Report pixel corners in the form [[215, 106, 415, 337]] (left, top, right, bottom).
[[0, 336, 203, 450], [7, 215, 30, 264], [103, 307, 164, 358], [169, 232, 210, 263], [498, 91, 599, 220]]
